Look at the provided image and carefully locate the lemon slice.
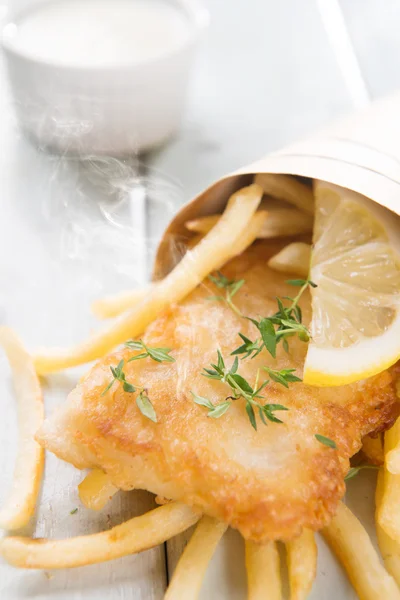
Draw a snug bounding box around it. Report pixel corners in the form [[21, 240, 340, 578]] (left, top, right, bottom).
[[303, 180, 400, 386]]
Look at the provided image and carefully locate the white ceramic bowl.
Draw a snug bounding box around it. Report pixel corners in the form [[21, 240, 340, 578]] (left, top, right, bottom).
[[1, 0, 208, 155]]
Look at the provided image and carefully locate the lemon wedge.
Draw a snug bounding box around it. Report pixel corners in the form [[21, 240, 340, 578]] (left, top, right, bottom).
[[303, 180, 400, 386]]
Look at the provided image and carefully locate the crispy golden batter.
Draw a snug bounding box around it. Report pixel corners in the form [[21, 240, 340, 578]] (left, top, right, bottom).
[[37, 241, 400, 542]]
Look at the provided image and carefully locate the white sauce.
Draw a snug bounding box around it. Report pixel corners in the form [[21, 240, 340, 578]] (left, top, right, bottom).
[[3, 0, 191, 67]]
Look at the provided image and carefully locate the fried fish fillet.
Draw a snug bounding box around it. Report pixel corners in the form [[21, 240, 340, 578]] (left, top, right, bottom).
[[37, 241, 400, 542]]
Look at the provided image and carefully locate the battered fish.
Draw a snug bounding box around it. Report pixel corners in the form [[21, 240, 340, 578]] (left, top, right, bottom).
[[37, 241, 399, 542]]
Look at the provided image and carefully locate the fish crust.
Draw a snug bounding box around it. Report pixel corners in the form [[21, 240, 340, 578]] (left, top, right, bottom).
[[37, 241, 400, 542]]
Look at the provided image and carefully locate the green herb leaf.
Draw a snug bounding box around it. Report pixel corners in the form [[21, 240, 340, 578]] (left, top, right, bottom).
[[265, 403, 289, 412], [298, 330, 310, 342], [136, 392, 157, 423], [258, 407, 268, 425], [286, 279, 308, 286], [123, 381, 136, 393], [126, 340, 175, 363], [217, 350, 225, 372], [208, 272, 245, 316], [280, 319, 302, 330], [127, 352, 148, 361], [315, 434, 337, 449], [231, 343, 249, 356], [230, 373, 254, 395], [264, 368, 289, 388], [246, 403, 257, 430], [344, 465, 379, 481], [294, 305, 302, 323], [264, 367, 302, 388], [284, 373, 302, 383], [125, 341, 144, 351], [191, 392, 214, 410], [208, 272, 233, 289], [202, 367, 221, 379], [115, 360, 125, 377], [208, 402, 231, 418], [229, 279, 245, 298], [286, 278, 317, 288], [276, 297, 287, 318], [231, 333, 263, 359], [258, 318, 277, 358], [261, 404, 288, 424], [101, 379, 116, 396], [264, 411, 284, 424], [253, 380, 270, 398], [147, 347, 175, 363], [230, 356, 239, 374], [70, 508, 78, 515], [103, 359, 128, 395], [344, 467, 361, 481]]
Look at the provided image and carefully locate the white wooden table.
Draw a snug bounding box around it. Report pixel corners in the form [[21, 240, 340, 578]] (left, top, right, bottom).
[[0, 0, 399, 598]]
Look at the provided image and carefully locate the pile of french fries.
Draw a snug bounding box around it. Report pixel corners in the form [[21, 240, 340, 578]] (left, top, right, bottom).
[[1, 173, 400, 600]]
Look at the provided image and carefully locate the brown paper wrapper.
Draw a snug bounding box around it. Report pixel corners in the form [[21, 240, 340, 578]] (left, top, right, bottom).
[[154, 92, 400, 278]]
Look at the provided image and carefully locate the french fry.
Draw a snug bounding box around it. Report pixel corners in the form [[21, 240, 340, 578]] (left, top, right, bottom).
[[385, 418, 400, 474], [0, 502, 200, 569], [376, 469, 400, 586], [286, 528, 317, 600], [253, 173, 314, 215], [185, 207, 312, 238], [268, 242, 311, 278], [184, 215, 227, 234], [78, 469, 119, 511], [245, 540, 282, 600], [92, 286, 152, 320], [377, 428, 400, 541], [362, 434, 384, 465], [34, 184, 264, 374], [0, 327, 44, 531], [155, 495, 171, 505], [228, 210, 268, 258], [164, 517, 227, 600], [91, 210, 268, 321], [322, 502, 400, 600]]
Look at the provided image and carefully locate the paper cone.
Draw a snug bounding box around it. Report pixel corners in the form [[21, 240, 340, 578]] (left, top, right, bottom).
[[154, 91, 400, 278]]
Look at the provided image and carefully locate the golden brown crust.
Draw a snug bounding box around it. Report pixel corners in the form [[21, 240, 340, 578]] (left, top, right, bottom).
[[37, 241, 400, 542]]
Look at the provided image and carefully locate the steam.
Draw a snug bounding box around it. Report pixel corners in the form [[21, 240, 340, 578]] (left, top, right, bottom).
[[42, 153, 185, 291]]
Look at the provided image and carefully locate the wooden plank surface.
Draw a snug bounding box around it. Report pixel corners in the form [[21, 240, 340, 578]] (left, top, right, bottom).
[[0, 50, 166, 597]]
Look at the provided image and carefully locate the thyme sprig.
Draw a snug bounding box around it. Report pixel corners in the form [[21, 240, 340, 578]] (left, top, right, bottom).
[[102, 359, 136, 396], [208, 272, 245, 316], [315, 434, 337, 449], [192, 350, 288, 430], [125, 340, 175, 363], [232, 279, 316, 359], [263, 367, 302, 388], [102, 341, 175, 422], [193, 279, 323, 433], [102, 358, 157, 422], [345, 464, 379, 481]]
